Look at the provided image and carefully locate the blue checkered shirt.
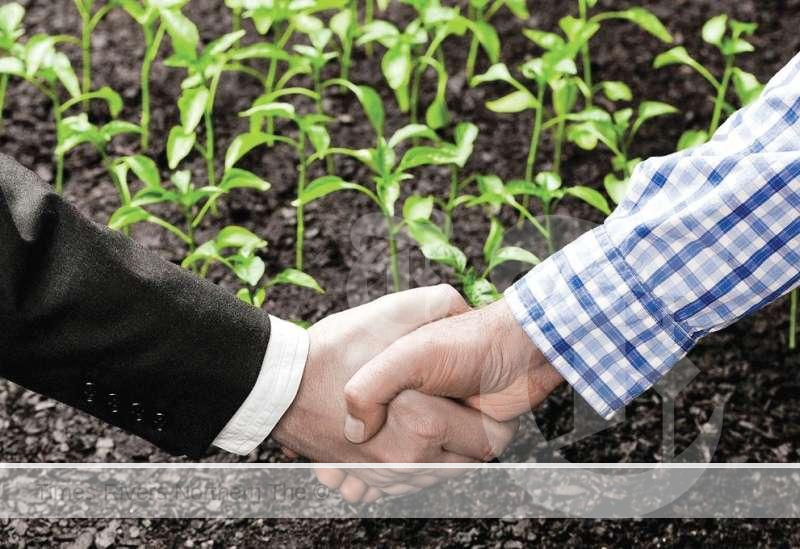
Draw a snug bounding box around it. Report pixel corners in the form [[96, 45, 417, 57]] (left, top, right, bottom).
[[505, 52, 800, 419]]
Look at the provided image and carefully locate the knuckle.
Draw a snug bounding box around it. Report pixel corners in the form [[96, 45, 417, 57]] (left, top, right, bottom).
[[343, 383, 369, 412]]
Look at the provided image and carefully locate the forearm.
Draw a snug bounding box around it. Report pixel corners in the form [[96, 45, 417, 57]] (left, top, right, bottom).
[[507, 51, 800, 417], [0, 154, 272, 457]]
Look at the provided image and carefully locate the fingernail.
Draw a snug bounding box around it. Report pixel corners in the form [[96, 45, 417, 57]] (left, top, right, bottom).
[[344, 415, 365, 443]]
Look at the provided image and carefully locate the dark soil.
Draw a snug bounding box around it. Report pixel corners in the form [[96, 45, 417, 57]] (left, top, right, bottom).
[[2, 0, 800, 545]]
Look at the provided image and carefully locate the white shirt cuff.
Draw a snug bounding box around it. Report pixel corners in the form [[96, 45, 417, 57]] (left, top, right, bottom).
[[212, 315, 310, 455]]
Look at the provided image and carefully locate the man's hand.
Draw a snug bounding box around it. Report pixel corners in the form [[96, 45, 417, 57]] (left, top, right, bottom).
[[271, 285, 518, 502], [341, 298, 564, 445]]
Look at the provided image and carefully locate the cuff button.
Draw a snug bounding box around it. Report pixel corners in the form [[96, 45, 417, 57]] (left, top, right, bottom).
[[82, 382, 96, 404], [131, 402, 144, 423], [106, 393, 119, 414], [153, 412, 166, 432]]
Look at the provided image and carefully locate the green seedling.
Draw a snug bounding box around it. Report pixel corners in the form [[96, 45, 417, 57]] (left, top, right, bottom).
[[566, 101, 678, 204], [403, 196, 539, 306], [654, 14, 763, 149], [464, 0, 528, 79], [233, 101, 330, 271], [358, 0, 500, 130], [574, 0, 673, 106], [72, 0, 120, 99]]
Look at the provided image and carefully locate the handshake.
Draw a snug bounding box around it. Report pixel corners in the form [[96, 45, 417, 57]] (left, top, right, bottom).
[[271, 285, 564, 503]]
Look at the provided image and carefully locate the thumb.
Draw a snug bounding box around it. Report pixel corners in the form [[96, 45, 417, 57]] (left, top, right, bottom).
[[343, 313, 483, 444]]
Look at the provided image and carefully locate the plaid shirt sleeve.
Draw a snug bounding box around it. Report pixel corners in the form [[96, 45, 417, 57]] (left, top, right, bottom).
[[505, 51, 800, 419]]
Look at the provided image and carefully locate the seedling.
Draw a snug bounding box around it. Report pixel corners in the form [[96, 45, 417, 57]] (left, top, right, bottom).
[[403, 196, 539, 306], [464, 0, 528, 79], [54, 87, 140, 196], [654, 14, 763, 149], [358, 0, 500, 130], [233, 101, 330, 271], [0, 4, 87, 191], [566, 101, 678, 204], [72, 0, 120, 99], [573, 1, 673, 106]]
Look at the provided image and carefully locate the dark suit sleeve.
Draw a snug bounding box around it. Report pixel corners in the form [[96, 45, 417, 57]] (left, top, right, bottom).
[[0, 154, 271, 457]]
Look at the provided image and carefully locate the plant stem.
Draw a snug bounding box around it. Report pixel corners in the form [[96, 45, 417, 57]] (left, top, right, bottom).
[[553, 118, 566, 176], [140, 23, 165, 150], [387, 218, 401, 292], [295, 132, 307, 270], [232, 7, 242, 37], [365, 0, 374, 57], [790, 289, 798, 350], [264, 22, 295, 139], [445, 166, 458, 237], [0, 74, 8, 128], [410, 62, 423, 125], [525, 81, 546, 183], [81, 18, 91, 99], [52, 98, 64, 194], [709, 55, 734, 136], [313, 68, 334, 174], [465, 5, 480, 79], [578, 0, 592, 106], [204, 70, 223, 187]]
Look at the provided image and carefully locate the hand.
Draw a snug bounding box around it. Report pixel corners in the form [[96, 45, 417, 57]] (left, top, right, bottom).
[[271, 285, 519, 502], [342, 297, 564, 445]]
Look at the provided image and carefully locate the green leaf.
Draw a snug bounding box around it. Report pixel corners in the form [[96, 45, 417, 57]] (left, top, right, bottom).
[[178, 86, 209, 133], [109, 205, 150, 230], [167, 126, 196, 169], [215, 225, 267, 253], [407, 218, 448, 246], [236, 288, 253, 305], [205, 30, 246, 56], [452, 122, 478, 167], [486, 89, 538, 113], [252, 287, 266, 308], [306, 124, 330, 156], [603, 173, 629, 205], [632, 101, 678, 136], [522, 29, 564, 50], [677, 129, 709, 150], [653, 46, 697, 69], [565, 185, 611, 214], [239, 101, 296, 119], [382, 42, 412, 91], [483, 217, 504, 263], [328, 80, 384, 136], [224, 132, 272, 170], [357, 20, 400, 46], [24, 35, 54, 77], [271, 268, 324, 293], [329, 9, 353, 44], [0, 3, 24, 38], [551, 78, 578, 115], [124, 155, 160, 188], [471, 20, 500, 62], [470, 63, 514, 87], [229, 43, 292, 61], [234, 255, 266, 286], [101, 120, 141, 139], [488, 246, 540, 272], [0, 57, 24, 76], [599, 81, 632, 102], [171, 170, 192, 194], [388, 124, 438, 149], [294, 175, 372, 206], [613, 7, 673, 43], [398, 146, 457, 171], [730, 19, 758, 37], [220, 168, 271, 192], [403, 195, 434, 221], [463, 277, 500, 307], [51, 53, 81, 99], [425, 95, 449, 130], [702, 14, 728, 47], [421, 242, 467, 273], [535, 171, 562, 191], [732, 68, 764, 106], [160, 7, 199, 55], [721, 37, 754, 56]]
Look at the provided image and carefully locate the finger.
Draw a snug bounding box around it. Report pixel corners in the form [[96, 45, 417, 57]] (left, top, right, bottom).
[[380, 483, 421, 497], [343, 286, 472, 444], [363, 487, 383, 503], [338, 475, 369, 503], [314, 468, 346, 490], [344, 322, 484, 444], [438, 399, 520, 461], [281, 446, 299, 459]]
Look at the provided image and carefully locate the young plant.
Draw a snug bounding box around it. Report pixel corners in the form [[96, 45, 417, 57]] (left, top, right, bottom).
[[296, 84, 477, 291], [358, 0, 501, 130], [566, 101, 678, 204], [232, 101, 330, 271], [54, 87, 141, 196], [0, 6, 86, 190], [118, 0, 196, 149], [72, 0, 120, 98], [403, 196, 539, 306], [464, 0, 528, 79], [573, 0, 673, 106], [330, 1, 356, 80], [654, 14, 763, 149]]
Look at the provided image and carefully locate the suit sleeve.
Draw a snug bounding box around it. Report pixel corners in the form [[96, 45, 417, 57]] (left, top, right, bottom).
[[0, 153, 271, 457]]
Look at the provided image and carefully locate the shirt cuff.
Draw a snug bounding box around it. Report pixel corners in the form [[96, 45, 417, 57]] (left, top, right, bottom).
[[504, 225, 695, 419], [213, 315, 310, 455]]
